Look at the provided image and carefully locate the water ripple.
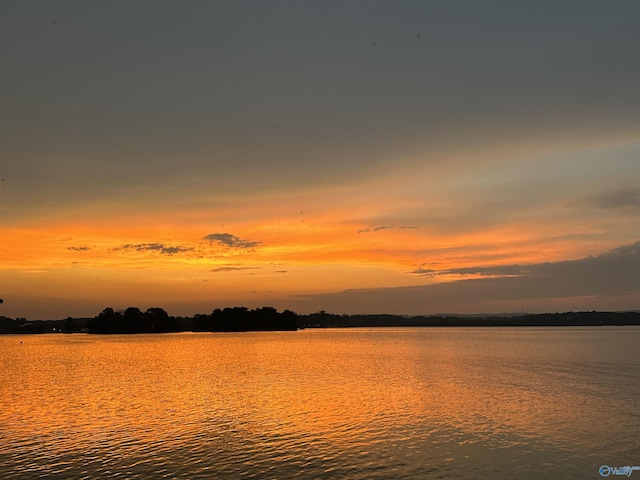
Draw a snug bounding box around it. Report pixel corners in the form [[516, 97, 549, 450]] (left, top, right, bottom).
[[1, 329, 639, 479]]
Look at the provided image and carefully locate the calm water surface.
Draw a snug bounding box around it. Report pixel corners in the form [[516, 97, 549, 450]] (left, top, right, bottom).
[[1, 327, 639, 479]]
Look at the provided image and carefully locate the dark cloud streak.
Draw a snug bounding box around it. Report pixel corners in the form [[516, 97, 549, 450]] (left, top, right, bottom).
[[358, 225, 418, 234], [67, 246, 90, 252], [411, 242, 640, 282], [203, 233, 261, 249], [116, 243, 193, 256], [410, 264, 531, 278], [302, 241, 640, 314], [210, 266, 260, 272]]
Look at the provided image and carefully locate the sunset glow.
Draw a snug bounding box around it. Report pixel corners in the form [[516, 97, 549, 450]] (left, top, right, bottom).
[[2, 2, 640, 319]]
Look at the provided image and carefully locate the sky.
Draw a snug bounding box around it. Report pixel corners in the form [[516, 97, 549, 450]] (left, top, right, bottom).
[[1, 1, 640, 319]]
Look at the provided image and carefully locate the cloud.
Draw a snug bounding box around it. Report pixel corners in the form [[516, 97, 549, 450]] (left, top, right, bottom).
[[409, 268, 438, 277], [210, 266, 260, 272], [358, 225, 418, 234], [587, 187, 640, 210], [203, 233, 261, 249], [67, 246, 90, 252], [116, 243, 193, 255], [159, 246, 192, 255], [298, 241, 640, 314], [598, 241, 640, 258], [410, 264, 531, 278], [410, 242, 640, 282], [358, 225, 392, 233]]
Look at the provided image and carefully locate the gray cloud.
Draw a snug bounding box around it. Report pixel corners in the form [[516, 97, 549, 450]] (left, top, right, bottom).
[[298, 241, 640, 315], [67, 246, 90, 252], [599, 241, 640, 258], [3, 1, 640, 224], [409, 268, 438, 276], [159, 246, 192, 255], [411, 242, 640, 281], [410, 264, 531, 278], [116, 243, 193, 255], [588, 188, 640, 210], [358, 225, 417, 234], [203, 233, 261, 249], [210, 266, 260, 272]]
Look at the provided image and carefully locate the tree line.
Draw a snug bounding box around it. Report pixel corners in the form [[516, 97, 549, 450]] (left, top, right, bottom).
[[87, 307, 180, 334], [0, 306, 298, 334], [193, 307, 298, 332], [299, 310, 640, 328], [86, 306, 298, 334], [2, 309, 640, 335]]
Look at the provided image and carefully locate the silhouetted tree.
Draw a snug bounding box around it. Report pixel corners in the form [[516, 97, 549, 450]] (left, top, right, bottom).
[[202, 306, 298, 332], [192, 313, 212, 331], [144, 307, 176, 332], [280, 309, 298, 330], [64, 316, 75, 333], [88, 307, 122, 333], [0, 315, 18, 333], [122, 307, 149, 333]]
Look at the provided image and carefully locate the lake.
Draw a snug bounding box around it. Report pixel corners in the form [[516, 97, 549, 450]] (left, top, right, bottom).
[[1, 327, 639, 479]]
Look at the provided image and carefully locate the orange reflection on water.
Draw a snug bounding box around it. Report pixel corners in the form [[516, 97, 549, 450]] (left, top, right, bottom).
[[1, 328, 637, 479]]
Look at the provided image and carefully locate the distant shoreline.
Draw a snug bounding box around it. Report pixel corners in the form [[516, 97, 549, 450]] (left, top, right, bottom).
[[2, 309, 640, 334], [300, 311, 640, 329]]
